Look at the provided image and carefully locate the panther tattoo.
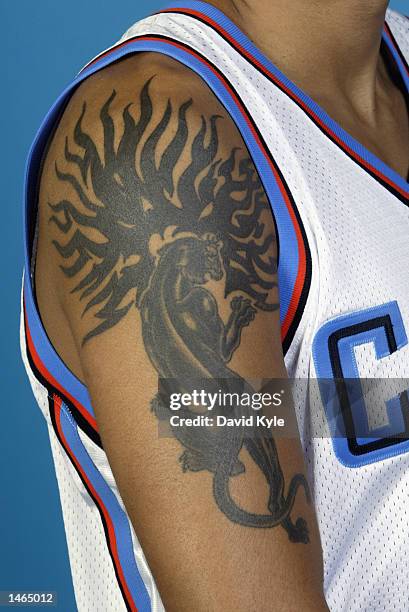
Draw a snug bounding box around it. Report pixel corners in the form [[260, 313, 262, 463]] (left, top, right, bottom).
[[49, 78, 311, 542]]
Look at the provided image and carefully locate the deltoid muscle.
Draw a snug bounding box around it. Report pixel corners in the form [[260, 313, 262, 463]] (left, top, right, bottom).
[[50, 78, 311, 542]]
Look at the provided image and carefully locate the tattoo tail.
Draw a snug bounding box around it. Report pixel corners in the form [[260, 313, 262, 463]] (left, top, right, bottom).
[[212, 467, 309, 529]]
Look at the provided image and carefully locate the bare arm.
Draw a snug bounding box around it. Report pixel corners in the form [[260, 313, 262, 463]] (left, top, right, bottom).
[[36, 54, 327, 611]]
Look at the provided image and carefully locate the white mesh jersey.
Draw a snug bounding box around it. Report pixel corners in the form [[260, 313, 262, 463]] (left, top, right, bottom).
[[21, 2, 409, 611]]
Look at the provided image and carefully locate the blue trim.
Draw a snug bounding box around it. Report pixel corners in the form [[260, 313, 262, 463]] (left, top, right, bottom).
[[312, 302, 409, 468], [24, 274, 95, 418], [313, 301, 408, 378], [24, 36, 303, 376], [161, 1, 409, 195], [384, 23, 409, 93], [59, 402, 151, 611]]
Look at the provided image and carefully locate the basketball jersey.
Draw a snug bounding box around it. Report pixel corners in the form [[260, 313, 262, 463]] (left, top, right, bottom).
[[21, 3, 409, 610]]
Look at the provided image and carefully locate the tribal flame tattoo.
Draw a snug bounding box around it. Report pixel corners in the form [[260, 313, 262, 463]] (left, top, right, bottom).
[[50, 79, 277, 343]]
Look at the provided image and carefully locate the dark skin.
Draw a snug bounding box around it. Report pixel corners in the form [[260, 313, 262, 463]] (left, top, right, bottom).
[[35, 53, 328, 611], [219, 0, 409, 180]]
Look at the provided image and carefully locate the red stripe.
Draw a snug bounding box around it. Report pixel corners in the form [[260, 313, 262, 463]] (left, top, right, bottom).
[[159, 7, 409, 200], [23, 304, 99, 432], [53, 395, 137, 612], [82, 35, 306, 343]]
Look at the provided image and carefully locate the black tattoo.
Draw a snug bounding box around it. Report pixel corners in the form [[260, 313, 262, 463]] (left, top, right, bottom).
[[50, 78, 311, 542]]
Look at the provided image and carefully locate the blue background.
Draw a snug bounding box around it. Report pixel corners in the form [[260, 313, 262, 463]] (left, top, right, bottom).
[[2, 0, 407, 609]]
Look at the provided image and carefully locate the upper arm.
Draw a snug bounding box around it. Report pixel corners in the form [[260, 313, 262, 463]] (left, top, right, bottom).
[[36, 53, 326, 611]]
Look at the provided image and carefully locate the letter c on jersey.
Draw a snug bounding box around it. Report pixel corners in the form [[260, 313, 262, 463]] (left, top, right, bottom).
[[312, 301, 409, 467]]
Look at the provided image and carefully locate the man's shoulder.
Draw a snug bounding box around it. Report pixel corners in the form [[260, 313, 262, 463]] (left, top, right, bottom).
[[44, 49, 243, 178], [69, 52, 217, 122]]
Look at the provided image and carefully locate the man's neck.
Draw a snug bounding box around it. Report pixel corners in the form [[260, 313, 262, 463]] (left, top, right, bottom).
[[215, 0, 390, 112]]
